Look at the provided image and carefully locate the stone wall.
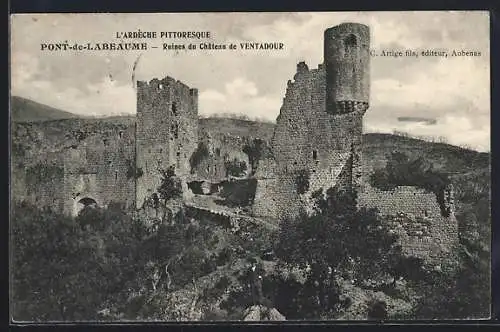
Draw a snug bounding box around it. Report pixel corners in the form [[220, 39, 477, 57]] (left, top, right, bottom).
[[11, 119, 136, 214], [136, 77, 198, 207], [62, 123, 136, 215], [358, 185, 459, 262], [24, 163, 65, 212], [193, 130, 249, 181], [252, 172, 302, 222], [266, 61, 365, 219]]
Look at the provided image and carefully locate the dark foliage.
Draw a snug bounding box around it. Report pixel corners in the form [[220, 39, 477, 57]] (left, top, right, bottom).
[[221, 261, 266, 315], [216, 247, 234, 266], [295, 169, 310, 195], [189, 142, 210, 173], [157, 165, 182, 203], [370, 152, 451, 216], [201, 276, 231, 303], [412, 246, 490, 319], [242, 138, 272, 176], [273, 187, 410, 318], [224, 158, 247, 178], [218, 178, 258, 207], [367, 300, 388, 320], [11, 202, 148, 321]]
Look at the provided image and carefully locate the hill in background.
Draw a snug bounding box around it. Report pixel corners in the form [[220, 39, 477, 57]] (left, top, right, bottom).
[[10, 96, 81, 122]]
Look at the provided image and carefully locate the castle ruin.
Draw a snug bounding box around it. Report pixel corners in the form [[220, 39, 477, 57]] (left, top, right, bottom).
[[253, 23, 370, 219], [10, 23, 458, 263]]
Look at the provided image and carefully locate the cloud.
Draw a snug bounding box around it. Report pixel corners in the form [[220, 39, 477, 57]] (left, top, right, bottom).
[[199, 77, 281, 120], [365, 113, 490, 152], [11, 52, 136, 116], [397, 117, 437, 125]]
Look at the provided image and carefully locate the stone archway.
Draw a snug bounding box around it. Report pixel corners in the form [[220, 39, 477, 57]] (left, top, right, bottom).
[[73, 197, 98, 216]]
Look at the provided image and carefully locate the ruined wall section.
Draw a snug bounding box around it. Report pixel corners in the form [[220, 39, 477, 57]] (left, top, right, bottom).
[[358, 185, 459, 263], [136, 77, 198, 207], [11, 119, 136, 214], [252, 172, 302, 222], [63, 124, 136, 215], [272, 62, 312, 174], [252, 155, 279, 219], [268, 63, 365, 219], [193, 130, 250, 181]]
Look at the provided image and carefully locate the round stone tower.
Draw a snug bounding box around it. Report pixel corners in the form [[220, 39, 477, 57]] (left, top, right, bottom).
[[324, 23, 370, 115]]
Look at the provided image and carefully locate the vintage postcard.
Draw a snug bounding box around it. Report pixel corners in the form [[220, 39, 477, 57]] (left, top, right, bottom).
[[9, 11, 491, 322]]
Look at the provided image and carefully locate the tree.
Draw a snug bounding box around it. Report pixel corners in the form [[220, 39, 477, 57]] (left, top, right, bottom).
[[11, 202, 147, 321], [157, 165, 183, 204], [274, 187, 408, 318], [243, 138, 265, 176]]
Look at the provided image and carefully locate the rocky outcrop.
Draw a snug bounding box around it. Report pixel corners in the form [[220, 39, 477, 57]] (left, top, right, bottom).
[[242, 305, 286, 321]]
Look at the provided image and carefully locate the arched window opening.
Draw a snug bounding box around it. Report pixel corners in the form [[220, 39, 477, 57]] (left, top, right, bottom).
[[78, 197, 97, 207], [76, 197, 98, 216]]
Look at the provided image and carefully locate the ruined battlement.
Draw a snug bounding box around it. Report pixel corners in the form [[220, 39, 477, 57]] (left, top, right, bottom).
[[137, 77, 198, 119]]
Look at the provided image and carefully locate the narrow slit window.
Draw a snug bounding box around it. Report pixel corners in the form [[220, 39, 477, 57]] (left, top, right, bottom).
[[172, 102, 178, 116], [344, 34, 357, 52]]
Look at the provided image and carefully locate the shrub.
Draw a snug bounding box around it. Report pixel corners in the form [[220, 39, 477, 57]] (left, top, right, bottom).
[[219, 178, 258, 207], [224, 158, 247, 177], [157, 165, 182, 203], [126, 159, 143, 179], [367, 299, 388, 320], [295, 169, 310, 195], [11, 202, 147, 321], [242, 138, 272, 175], [216, 247, 234, 266]]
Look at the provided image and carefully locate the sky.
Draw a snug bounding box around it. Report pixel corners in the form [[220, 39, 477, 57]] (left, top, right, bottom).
[[10, 12, 490, 151]]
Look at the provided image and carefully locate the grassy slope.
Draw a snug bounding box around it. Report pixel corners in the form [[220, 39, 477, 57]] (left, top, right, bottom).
[[198, 117, 275, 141]]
